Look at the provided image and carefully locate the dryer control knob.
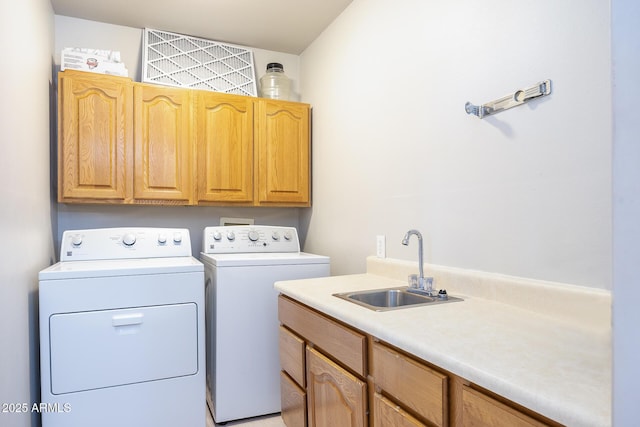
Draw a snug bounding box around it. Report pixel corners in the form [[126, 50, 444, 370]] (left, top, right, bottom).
[[272, 231, 280, 241], [227, 231, 236, 241], [122, 233, 136, 246], [157, 233, 167, 244], [213, 231, 222, 241], [283, 231, 292, 241], [173, 232, 183, 244], [71, 234, 83, 247], [248, 230, 259, 241]]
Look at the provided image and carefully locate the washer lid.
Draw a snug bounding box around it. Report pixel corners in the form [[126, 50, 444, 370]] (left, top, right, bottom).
[[39, 256, 203, 280], [199, 251, 330, 267]]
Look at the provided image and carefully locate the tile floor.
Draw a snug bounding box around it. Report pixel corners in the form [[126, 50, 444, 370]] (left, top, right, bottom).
[[206, 408, 285, 427]]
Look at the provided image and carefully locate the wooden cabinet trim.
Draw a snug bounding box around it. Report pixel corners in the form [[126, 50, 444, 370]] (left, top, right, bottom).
[[279, 296, 366, 377]]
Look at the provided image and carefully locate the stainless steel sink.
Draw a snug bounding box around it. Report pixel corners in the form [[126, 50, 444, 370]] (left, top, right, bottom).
[[333, 287, 462, 312]]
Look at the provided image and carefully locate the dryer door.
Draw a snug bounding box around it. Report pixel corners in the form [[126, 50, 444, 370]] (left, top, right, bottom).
[[49, 303, 198, 394]]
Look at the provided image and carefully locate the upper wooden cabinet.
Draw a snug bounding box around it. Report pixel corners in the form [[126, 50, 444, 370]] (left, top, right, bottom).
[[256, 100, 310, 206], [195, 91, 254, 204], [134, 83, 193, 204], [58, 71, 133, 203], [57, 70, 311, 206]]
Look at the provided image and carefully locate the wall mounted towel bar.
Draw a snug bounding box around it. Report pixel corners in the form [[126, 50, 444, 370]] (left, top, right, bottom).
[[465, 79, 551, 119]]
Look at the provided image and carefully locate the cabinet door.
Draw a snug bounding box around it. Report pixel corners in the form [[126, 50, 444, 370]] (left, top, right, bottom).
[[195, 92, 253, 203], [255, 100, 310, 206], [306, 346, 366, 427], [373, 393, 426, 427], [58, 71, 132, 202], [133, 84, 193, 203]]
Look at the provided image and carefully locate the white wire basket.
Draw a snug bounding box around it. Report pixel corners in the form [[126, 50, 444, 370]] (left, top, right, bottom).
[[142, 28, 257, 96]]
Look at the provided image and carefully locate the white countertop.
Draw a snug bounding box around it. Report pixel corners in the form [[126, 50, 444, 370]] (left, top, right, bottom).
[[275, 271, 611, 427]]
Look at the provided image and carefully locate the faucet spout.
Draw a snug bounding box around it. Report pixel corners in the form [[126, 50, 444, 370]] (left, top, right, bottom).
[[402, 229, 424, 282]]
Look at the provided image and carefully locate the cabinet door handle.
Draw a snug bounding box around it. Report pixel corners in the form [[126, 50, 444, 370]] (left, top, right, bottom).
[[112, 313, 144, 327]]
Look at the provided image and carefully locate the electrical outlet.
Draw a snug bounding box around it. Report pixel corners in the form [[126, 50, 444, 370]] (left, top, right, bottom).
[[376, 235, 386, 258]]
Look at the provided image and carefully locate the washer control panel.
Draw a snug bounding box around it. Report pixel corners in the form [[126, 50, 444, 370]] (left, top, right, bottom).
[[60, 227, 192, 261], [202, 225, 300, 254]]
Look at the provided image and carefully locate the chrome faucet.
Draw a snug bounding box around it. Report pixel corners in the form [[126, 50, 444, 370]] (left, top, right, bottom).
[[402, 229, 434, 295]]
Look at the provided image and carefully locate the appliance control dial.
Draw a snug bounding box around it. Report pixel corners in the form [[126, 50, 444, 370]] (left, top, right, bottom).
[[122, 233, 136, 247], [248, 230, 259, 242], [271, 231, 280, 241], [213, 231, 222, 241], [157, 233, 167, 244], [227, 231, 236, 241], [173, 232, 182, 244], [71, 234, 83, 247], [283, 231, 292, 241]]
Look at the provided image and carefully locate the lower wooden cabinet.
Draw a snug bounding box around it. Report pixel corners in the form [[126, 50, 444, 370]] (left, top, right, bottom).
[[307, 346, 367, 427], [278, 295, 563, 427], [278, 296, 367, 427]]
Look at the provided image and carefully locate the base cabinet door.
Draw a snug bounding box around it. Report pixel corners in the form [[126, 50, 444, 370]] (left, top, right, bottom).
[[306, 346, 366, 427], [373, 393, 427, 427]]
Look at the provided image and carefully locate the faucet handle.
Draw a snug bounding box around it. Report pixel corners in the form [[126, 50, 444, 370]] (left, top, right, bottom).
[[419, 277, 435, 294], [408, 274, 419, 289]]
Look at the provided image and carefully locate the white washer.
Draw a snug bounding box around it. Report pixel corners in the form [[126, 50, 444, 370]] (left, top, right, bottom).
[[39, 228, 205, 427], [200, 225, 330, 423]]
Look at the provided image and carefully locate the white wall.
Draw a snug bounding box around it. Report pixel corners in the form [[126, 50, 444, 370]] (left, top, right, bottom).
[[0, 0, 54, 426], [612, 0, 640, 423], [53, 16, 306, 257], [301, 0, 612, 289]]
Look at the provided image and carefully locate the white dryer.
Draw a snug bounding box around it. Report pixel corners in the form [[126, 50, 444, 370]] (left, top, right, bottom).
[[200, 225, 330, 423], [39, 228, 205, 427]]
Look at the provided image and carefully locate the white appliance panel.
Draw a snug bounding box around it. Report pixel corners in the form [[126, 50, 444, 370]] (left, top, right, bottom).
[[205, 258, 330, 422], [39, 227, 205, 427], [49, 303, 197, 394]]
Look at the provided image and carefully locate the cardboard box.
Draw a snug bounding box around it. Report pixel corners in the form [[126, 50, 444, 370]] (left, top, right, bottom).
[[61, 48, 128, 77]]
